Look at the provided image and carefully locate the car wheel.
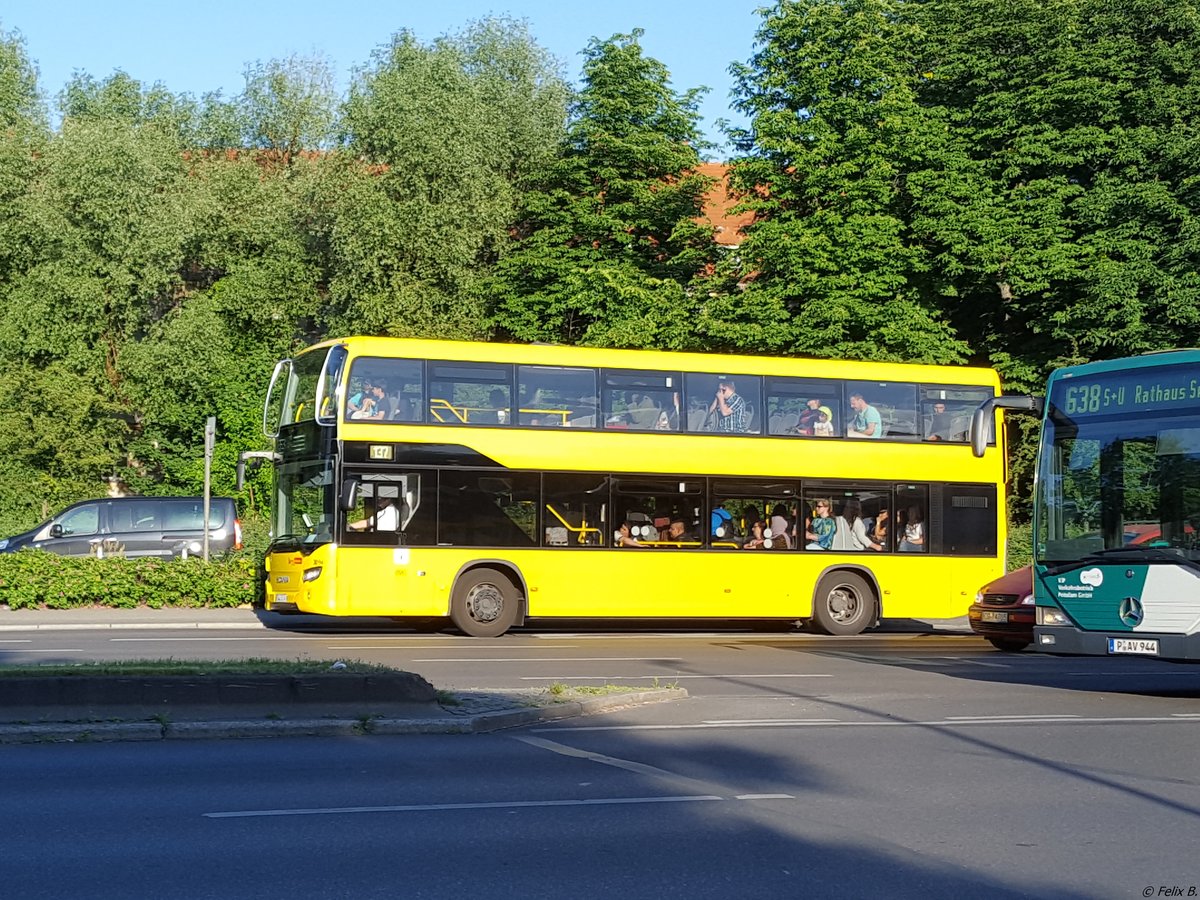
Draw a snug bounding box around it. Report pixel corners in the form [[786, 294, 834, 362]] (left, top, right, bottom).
[[811, 571, 876, 635], [450, 568, 520, 637], [986, 637, 1031, 652]]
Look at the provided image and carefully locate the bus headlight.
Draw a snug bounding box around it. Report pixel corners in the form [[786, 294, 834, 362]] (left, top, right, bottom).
[[302, 566, 323, 582], [1037, 607, 1070, 626]]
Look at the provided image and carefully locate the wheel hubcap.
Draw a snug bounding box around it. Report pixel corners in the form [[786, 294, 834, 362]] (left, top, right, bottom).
[[465, 583, 504, 623], [827, 585, 859, 623]]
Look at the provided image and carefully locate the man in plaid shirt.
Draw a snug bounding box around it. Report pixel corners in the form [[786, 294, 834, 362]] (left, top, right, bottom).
[[711, 378, 751, 433]]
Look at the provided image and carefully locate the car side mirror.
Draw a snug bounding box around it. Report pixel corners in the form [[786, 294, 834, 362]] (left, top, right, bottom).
[[49, 524, 63, 538]]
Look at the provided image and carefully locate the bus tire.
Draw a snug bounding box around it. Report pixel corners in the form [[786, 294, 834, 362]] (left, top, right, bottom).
[[811, 571, 876, 636], [986, 637, 1030, 652], [450, 568, 519, 638]]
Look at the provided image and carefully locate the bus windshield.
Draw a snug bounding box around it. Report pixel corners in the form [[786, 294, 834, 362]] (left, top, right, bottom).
[[1039, 372, 1200, 565], [271, 458, 335, 554]]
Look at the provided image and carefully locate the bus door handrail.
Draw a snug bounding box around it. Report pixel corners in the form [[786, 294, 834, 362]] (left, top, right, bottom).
[[545, 504, 603, 545]]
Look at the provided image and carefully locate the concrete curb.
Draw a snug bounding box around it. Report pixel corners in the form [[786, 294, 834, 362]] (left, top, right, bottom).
[[0, 688, 688, 744]]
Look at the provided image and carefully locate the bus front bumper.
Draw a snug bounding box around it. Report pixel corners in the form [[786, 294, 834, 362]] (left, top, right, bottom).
[[1033, 627, 1200, 662]]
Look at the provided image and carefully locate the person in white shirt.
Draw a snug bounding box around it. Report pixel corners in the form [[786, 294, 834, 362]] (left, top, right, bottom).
[[348, 496, 400, 532], [844, 498, 882, 551]]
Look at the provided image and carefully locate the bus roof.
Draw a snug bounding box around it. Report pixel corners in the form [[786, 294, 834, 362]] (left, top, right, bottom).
[[1049, 349, 1200, 381], [300, 336, 1000, 387]]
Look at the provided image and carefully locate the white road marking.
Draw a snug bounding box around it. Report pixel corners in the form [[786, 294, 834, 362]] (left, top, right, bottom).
[[0, 640, 32, 644], [940, 720, 1084, 724], [0, 648, 83, 653], [110, 636, 324, 642], [533, 715, 1200, 733], [414, 657, 683, 663], [519, 673, 832, 680], [205, 795, 730, 818], [735, 794, 795, 800], [705, 724, 840, 729]]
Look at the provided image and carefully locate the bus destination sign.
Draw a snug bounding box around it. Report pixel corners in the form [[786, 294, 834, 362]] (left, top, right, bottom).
[[1053, 365, 1200, 418]]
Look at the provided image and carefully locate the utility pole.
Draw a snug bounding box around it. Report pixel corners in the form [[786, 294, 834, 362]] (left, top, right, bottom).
[[203, 416, 216, 562]]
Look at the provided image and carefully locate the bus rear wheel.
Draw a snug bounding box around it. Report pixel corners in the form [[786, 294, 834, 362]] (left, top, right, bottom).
[[811, 571, 876, 636], [450, 568, 519, 638]]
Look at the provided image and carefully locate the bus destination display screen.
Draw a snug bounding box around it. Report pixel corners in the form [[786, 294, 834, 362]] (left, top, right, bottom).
[[1050, 363, 1200, 418]]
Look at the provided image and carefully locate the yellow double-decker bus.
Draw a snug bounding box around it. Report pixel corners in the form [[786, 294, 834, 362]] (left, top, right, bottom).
[[249, 337, 1006, 636]]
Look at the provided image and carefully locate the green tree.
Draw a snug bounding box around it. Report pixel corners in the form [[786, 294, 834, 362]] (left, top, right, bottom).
[[909, 0, 1200, 387], [719, 0, 966, 363], [487, 30, 715, 348], [332, 17, 570, 338], [237, 53, 338, 164]]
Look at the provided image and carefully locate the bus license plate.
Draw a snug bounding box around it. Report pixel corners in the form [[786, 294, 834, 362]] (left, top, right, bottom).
[[980, 611, 1008, 623], [274, 594, 288, 604], [1108, 637, 1159, 656]]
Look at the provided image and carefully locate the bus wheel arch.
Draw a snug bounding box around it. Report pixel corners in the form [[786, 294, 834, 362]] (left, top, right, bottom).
[[810, 567, 879, 636], [449, 562, 526, 637]]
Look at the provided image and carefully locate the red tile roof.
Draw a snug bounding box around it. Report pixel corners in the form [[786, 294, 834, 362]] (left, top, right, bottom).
[[696, 162, 753, 247]]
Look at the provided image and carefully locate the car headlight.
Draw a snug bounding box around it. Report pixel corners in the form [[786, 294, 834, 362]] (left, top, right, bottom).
[[1037, 607, 1070, 625], [1020, 593, 1035, 605], [0, 538, 8, 551], [975, 591, 984, 603]]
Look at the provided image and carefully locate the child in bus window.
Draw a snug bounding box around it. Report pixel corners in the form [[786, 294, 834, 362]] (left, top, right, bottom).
[[814, 406, 835, 437]]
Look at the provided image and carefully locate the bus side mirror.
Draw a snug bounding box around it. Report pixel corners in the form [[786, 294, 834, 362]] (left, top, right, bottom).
[[970, 395, 1044, 457], [340, 479, 360, 511], [236, 451, 279, 490]]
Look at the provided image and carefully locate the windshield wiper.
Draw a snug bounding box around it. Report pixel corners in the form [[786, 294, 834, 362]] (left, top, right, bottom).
[[267, 533, 305, 552], [1045, 546, 1200, 577]]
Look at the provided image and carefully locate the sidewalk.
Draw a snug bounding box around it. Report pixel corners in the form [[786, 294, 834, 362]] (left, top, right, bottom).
[[0, 605, 973, 633], [0, 605, 967, 744], [0, 605, 689, 744]]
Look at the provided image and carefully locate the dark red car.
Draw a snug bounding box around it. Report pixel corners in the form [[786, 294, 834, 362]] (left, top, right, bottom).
[[968, 565, 1034, 651]]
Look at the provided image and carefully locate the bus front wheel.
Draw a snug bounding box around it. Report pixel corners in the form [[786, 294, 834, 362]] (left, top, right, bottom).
[[451, 568, 519, 638], [811, 571, 876, 636]]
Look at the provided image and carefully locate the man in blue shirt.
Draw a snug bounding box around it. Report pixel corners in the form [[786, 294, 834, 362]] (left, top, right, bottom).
[[847, 392, 883, 438]]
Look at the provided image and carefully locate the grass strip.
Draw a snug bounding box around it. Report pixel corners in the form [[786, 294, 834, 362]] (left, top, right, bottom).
[[0, 658, 403, 677]]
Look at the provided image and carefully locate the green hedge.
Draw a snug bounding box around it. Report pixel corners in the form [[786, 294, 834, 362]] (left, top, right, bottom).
[[0, 550, 261, 610]]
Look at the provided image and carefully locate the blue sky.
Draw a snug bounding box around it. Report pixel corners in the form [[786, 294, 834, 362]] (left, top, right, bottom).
[[2, 0, 766, 157]]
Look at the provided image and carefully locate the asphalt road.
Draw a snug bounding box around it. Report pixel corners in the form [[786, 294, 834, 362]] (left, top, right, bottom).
[[2, 616, 1199, 898]]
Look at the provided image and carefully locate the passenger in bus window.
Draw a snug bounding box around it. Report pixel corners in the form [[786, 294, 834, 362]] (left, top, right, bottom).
[[709, 378, 751, 433], [711, 504, 734, 538], [365, 382, 391, 420], [654, 409, 672, 431], [844, 499, 882, 551], [743, 505, 764, 538], [794, 398, 822, 435], [847, 393, 883, 438], [899, 505, 925, 551], [742, 520, 768, 550], [870, 509, 890, 549], [348, 381, 373, 415], [769, 505, 793, 549], [350, 395, 377, 420], [489, 389, 509, 425], [805, 499, 836, 550], [667, 519, 698, 543], [926, 401, 952, 441], [616, 522, 643, 547], [814, 406, 835, 437]]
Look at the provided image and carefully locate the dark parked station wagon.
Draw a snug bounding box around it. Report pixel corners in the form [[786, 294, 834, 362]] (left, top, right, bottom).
[[0, 497, 242, 559]]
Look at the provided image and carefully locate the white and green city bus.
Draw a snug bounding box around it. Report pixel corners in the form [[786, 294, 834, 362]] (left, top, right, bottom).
[[973, 350, 1200, 660]]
